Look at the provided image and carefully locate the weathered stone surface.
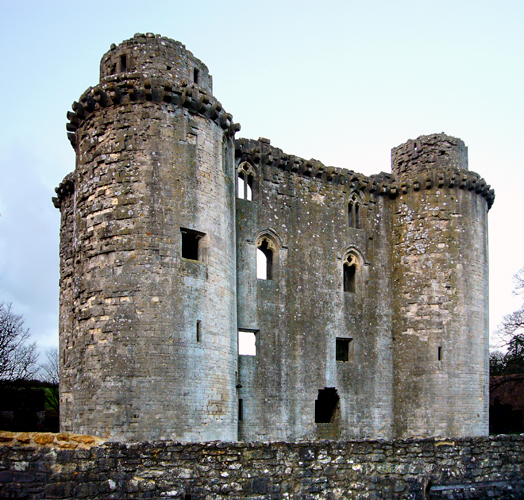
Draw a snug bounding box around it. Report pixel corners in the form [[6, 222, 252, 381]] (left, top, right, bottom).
[[55, 34, 493, 443], [1, 436, 524, 499]]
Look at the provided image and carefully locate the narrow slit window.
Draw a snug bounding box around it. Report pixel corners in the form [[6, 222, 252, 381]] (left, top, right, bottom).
[[120, 55, 127, 73], [315, 388, 339, 423], [246, 175, 253, 201], [181, 228, 204, 261], [438, 346, 442, 361], [343, 255, 357, 293], [239, 330, 256, 356], [196, 320, 201, 342], [348, 201, 360, 228], [238, 399, 244, 421], [193, 68, 199, 84], [336, 338, 353, 362], [257, 240, 273, 280]]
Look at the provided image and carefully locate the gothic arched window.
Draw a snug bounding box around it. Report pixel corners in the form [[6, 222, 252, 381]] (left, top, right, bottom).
[[238, 163, 255, 201], [257, 239, 273, 280], [343, 254, 358, 293]]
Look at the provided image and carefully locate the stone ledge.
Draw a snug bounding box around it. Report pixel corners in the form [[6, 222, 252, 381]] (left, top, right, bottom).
[[0, 431, 105, 449]]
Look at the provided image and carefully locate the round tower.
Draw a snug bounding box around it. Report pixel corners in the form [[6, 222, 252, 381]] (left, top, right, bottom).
[[54, 33, 240, 441], [390, 133, 493, 438]]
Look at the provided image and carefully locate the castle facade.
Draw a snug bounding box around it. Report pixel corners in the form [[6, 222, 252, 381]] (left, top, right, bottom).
[[54, 34, 494, 442]]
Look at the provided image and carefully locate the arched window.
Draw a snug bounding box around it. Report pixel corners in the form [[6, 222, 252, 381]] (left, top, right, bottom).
[[343, 254, 358, 293], [257, 239, 273, 280], [237, 163, 255, 201]]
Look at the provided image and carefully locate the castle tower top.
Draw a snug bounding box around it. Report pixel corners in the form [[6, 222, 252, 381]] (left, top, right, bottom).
[[391, 133, 468, 176], [99, 33, 213, 94]]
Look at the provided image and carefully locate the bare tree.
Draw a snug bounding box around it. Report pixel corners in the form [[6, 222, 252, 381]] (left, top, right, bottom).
[[39, 348, 59, 413], [0, 302, 38, 381], [39, 348, 59, 385], [493, 267, 524, 374]]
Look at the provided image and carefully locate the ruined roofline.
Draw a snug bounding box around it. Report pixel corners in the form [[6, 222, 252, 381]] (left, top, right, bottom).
[[235, 137, 495, 209], [65, 77, 240, 149], [99, 33, 212, 92], [101, 33, 209, 75]]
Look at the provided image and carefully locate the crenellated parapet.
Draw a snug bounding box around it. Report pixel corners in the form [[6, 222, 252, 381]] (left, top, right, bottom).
[[66, 78, 240, 148], [235, 138, 374, 194], [235, 137, 495, 208]]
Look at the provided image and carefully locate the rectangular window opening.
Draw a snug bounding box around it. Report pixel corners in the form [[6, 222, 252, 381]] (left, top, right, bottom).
[[239, 330, 256, 356], [196, 320, 201, 342], [336, 338, 353, 362], [238, 399, 243, 421], [181, 228, 205, 261], [120, 55, 127, 73], [193, 68, 199, 84], [438, 346, 442, 361]]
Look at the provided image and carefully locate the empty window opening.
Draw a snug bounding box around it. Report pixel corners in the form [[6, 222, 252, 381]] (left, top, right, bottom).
[[343, 254, 357, 293], [315, 388, 339, 423], [196, 321, 202, 342], [237, 170, 254, 200], [238, 399, 244, 421], [348, 201, 360, 229], [257, 240, 273, 280], [181, 228, 204, 261], [239, 330, 256, 356], [438, 346, 442, 361], [193, 68, 199, 84], [336, 338, 353, 362], [110, 63, 117, 74], [120, 55, 127, 73], [237, 174, 245, 199], [246, 176, 253, 200]]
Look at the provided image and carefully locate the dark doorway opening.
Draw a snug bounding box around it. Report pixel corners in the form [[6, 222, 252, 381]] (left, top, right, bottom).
[[315, 387, 339, 423]]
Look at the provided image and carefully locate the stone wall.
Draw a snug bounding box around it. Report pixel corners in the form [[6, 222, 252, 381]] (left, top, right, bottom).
[[1, 433, 524, 499], [235, 138, 394, 442]]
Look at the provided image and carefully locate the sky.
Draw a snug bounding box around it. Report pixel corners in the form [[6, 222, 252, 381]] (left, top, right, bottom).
[[0, 0, 523, 356]]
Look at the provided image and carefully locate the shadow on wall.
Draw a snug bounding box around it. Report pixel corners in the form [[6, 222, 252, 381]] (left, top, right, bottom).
[[490, 374, 524, 434], [0, 380, 59, 432]]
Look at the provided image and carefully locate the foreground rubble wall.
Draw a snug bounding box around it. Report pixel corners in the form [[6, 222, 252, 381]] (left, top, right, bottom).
[[1, 433, 523, 499]]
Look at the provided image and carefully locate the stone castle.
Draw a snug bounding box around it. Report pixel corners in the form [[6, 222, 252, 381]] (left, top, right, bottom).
[[53, 33, 494, 443]]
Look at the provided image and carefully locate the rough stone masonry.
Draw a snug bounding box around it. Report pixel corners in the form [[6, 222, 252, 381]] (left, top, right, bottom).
[[2, 432, 524, 500], [53, 33, 495, 443]]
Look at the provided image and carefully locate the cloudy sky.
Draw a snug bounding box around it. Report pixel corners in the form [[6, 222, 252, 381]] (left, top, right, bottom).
[[0, 0, 523, 356]]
